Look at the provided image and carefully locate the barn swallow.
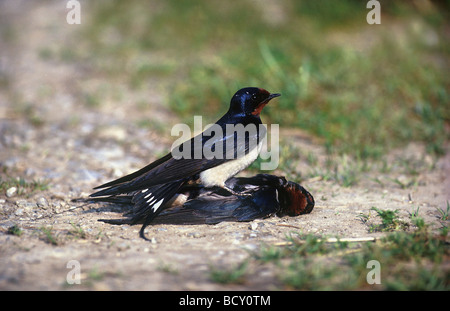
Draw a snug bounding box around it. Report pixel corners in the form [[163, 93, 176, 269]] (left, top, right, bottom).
[[159, 174, 315, 224], [99, 174, 315, 226], [90, 87, 280, 240]]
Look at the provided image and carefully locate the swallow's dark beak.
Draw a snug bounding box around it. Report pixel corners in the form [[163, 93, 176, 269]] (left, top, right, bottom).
[[269, 93, 281, 100]]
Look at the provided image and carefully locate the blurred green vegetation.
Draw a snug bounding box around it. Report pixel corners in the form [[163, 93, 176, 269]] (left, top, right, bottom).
[[77, 0, 448, 159], [213, 212, 449, 290]]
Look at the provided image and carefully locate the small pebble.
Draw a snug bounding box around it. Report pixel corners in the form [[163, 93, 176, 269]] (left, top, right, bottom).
[[37, 197, 49, 208], [249, 222, 258, 231], [187, 232, 202, 238], [6, 187, 17, 198]]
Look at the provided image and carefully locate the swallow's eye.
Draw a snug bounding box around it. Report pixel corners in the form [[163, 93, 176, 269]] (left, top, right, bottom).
[[252, 94, 258, 101]]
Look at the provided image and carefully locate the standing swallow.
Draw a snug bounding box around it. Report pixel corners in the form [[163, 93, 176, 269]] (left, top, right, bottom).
[[99, 174, 315, 226], [90, 87, 280, 239]]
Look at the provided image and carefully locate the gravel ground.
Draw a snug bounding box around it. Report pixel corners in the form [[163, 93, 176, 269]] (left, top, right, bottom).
[[0, 1, 448, 290]]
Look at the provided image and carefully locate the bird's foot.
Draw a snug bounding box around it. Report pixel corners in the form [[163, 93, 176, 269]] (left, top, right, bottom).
[[139, 225, 153, 241], [222, 185, 253, 197]]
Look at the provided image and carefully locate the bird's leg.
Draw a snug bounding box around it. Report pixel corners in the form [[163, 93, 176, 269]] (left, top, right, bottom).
[[221, 185, 252, 197]]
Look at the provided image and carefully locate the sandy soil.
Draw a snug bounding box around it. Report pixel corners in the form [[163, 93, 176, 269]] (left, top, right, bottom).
[[0, 1, 448, 290]]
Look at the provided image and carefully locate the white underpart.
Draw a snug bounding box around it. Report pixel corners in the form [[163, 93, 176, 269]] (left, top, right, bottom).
[[199, 141, 263, 188]]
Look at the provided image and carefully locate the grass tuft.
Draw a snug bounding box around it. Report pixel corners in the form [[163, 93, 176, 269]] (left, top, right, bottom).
[[0, 176, 49, 197], [209, 261, 248, 285]]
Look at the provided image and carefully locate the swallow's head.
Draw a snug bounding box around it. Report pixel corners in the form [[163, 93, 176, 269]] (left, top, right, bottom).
[[278, 181, 315, 216], [230, 87, 281, 116]]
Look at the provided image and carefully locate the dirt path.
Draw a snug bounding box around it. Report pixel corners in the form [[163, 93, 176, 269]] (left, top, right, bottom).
[[0, 1, 448, 290]]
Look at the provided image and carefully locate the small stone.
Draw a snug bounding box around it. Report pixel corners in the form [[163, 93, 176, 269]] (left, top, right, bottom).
[[249, 222, 258, 231], [117, 242, 130, 251], [6, 187, 17, 197], [37, 197, 49, 208], [242, 243, 258, 251], [397, 175, 409, 186], [187, 232, 201, 238], [15, 200, 28, 208]]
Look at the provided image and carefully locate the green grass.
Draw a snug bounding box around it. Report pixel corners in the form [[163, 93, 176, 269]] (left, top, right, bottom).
[[209, 261, 248, 284], [0, 176, 49, 196], [208, 208, 449, 290], [436, 201, 450, 221], [78, 0, 449, 161], [68, 222, 87, 239], [7, 224, 23, 236], [278, 209, 448, 290], [39, 226, 59, 246], [279, 229, 447, 290], [344, 229, 449, 290], [364, 207, 410, 232]]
